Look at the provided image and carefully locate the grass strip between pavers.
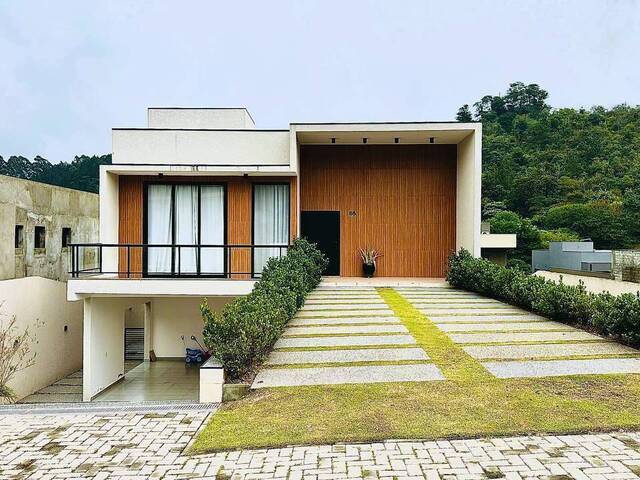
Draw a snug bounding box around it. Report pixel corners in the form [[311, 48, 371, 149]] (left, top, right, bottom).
[[377, 288, 493, 383]]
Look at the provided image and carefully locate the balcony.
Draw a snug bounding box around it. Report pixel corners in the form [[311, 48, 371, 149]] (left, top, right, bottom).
[[67, 243, 288, 301]]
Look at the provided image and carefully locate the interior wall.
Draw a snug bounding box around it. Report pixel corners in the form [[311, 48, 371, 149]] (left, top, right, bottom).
[[1, 277, 83, 401], [117, 176, 297, 276], [299, 145, 457, 277], [150, 296, 233, 358]]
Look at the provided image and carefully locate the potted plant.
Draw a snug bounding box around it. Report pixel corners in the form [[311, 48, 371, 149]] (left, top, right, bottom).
[[359, 247, 382, 278]]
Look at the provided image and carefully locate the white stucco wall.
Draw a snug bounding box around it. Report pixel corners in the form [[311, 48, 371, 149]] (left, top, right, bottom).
[[147, 108, 255, 129], [83, 297, 131, 401], [456, 129, 481, 256], [1, 277, 83, 401], [112, 130, 290, 167], [535, 271, 640, 296], [150, 297, 233, 358]]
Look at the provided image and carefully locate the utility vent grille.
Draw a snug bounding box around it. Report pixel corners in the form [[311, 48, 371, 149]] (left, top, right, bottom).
[[125, 328, 144, 360]]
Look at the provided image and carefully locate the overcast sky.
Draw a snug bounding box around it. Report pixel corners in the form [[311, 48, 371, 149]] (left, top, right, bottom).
[[1, 0, 639, 163]]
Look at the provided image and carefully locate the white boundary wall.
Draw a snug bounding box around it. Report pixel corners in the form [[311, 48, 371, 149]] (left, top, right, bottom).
[[535, 271, 640, 296], [0, 277, 83, 400]]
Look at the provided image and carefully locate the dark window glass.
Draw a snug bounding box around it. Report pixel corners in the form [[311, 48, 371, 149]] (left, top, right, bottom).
[[15, 225, 24, 248], [62, 227, 72, 247], [35, 226, 46, 249]]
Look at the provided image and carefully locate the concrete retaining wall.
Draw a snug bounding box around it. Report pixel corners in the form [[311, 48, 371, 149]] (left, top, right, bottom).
[[0, 277, 83, 401]]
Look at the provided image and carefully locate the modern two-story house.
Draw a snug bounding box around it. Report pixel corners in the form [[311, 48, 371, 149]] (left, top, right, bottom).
[[68, 107, 483, 401]]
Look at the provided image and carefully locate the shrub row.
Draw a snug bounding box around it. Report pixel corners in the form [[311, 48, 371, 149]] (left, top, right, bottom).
[[201, 238, 328, 380], [446, 249, 640, 347]]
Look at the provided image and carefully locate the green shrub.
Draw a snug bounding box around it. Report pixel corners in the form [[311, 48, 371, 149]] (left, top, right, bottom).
[[201, 238, 328, 380], [446, 249, 640, 348]]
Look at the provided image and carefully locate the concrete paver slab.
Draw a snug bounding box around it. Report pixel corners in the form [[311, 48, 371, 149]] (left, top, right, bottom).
[[275, 334, 417, 349], [296, 309, 393, 318], [284, 324, 409, 336], [421, 308, 528, 316], [289, 316, 402, 326], [265, 347, 429, 365], [253, 364, 444, 387], [464, 342, 638, 359], [450, 331, 602, 344], [302, 303, 393, 311], [425, 314, 545, 323], [483, 358, 640, 378], [436, 321, 572, 332]]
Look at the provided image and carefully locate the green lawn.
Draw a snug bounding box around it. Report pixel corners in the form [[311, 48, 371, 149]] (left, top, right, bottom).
[[190, 288, 640, 453]]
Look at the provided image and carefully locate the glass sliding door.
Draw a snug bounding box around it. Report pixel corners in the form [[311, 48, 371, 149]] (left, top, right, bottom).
[[147, 184, 173, 274], [174, 185, 199, 274], [200, 185, 225, 275], [145, 183, 225, 276], [253, 183, 290, 275]]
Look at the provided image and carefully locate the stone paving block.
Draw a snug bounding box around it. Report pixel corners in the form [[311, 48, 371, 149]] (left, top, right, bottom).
[[305, 298, 387, 305], [252, 364, 445, 388], [410, 299, 502, 305], [421, 309, 529, 316], [275, 335, 417, 349], [425, 315, 545, 323], [464, 342, 639, 360], [288, 317, 402, 326], [283, 324, 409, 336], [436, 321, 572, 333], [449, 330, 601, 344], [296, 309, 393, 318], [265, 348, 429, 365], [483, 358, 640, 378], [302, 304, 393, 311]]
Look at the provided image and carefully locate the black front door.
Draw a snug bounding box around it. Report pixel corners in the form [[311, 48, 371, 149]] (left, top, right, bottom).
[[301, 211, 340, 275]]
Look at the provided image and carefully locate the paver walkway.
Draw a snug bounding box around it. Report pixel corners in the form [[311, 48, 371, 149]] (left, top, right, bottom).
[[2, 408, 640, 479], [255, 284, 640, 387], [395, 286, 640, 378], [253, 286, 445, 388]]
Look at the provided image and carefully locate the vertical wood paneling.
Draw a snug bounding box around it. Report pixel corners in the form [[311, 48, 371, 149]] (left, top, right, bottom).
[[117, 175, 297, 277], [118, 176, 143, 277], [299, 145, 456, 278]]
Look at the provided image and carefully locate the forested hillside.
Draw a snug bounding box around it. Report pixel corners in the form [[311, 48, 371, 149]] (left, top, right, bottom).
[[2, 83, 638, 268], [0, 154, 111, 193], [458, 82, 640, 268]]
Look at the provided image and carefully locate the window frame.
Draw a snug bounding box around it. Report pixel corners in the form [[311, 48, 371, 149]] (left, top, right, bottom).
[[142, 181, 228, 278], [34, 225, 46, 251], [14, 225, 24, 249], [251, 181, 291, 278]]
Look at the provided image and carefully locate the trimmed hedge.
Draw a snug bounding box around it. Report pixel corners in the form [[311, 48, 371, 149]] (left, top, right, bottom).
[[201, 238, 328, 380], [446, 249, 640, 348]]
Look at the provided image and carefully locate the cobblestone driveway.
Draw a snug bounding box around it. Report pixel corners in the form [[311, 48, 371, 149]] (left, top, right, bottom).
[[2, 408, 640, 479]]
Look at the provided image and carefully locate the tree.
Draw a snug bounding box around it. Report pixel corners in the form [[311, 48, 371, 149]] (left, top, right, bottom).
[[456, 104, 473, 122]]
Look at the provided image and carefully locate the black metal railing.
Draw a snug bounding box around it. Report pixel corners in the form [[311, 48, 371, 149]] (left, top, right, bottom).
[[69, 243, 290, 278]]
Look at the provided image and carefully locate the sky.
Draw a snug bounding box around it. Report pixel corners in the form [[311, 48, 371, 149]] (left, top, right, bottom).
[[1, 0, 639, 163]]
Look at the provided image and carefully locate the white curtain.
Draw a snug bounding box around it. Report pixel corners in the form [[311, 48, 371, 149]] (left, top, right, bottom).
[[175, 185, 199, 274], [147, 185, 172, 274], [253, 184, 289, 275], [200, 185, 225, 275]]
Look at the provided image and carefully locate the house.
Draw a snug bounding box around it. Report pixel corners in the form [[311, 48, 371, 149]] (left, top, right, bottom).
[[479, 221, 517, 266], [67, 107, 483, 401], [532, 241, 612, 275], [0, 175, 98, 401]]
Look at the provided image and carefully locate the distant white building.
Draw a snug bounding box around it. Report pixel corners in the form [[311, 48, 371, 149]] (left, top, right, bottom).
[[532, 241, 612, 274]]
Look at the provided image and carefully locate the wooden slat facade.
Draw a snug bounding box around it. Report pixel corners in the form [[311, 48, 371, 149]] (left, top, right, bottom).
[[117, 175, 297, 277], [299, 145, 457, 277]]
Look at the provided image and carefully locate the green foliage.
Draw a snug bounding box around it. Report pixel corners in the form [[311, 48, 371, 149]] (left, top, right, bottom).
[[0, 154, 111, 193], [447, 249, 640, 347], [200, 238, 328, 380], [466, 82, 640, 251]]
